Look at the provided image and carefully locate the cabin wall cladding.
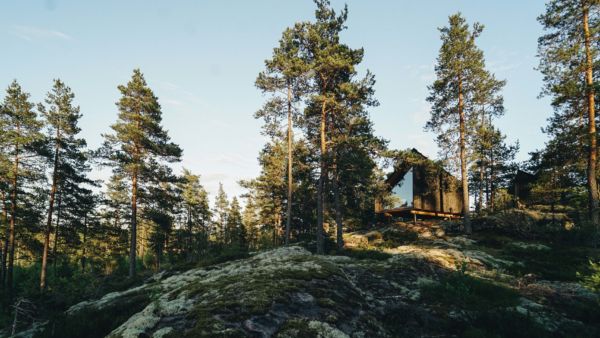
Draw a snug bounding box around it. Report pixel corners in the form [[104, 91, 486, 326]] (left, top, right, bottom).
[[413, 166, 435, 211], [377, 148, 463, 217], [442, 190, 461, 214], [411, 165, 461, 214]]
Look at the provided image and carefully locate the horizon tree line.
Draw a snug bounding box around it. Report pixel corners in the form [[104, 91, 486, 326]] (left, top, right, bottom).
[[0, 71, 251, 301]]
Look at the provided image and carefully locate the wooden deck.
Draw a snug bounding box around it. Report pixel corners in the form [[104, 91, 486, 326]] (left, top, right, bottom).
[[377, 206, 462, 219]]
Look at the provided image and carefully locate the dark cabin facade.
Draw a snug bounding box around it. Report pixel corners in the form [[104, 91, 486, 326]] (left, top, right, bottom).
[[376, 149, 463, 219], [507, 169, 537, 203]]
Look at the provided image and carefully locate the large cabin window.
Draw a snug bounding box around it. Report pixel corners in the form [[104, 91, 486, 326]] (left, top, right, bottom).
[[388, 168, 413, 209]]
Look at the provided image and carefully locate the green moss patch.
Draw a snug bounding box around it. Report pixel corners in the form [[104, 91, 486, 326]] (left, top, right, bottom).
[[276, 318, 349, 338], [470, 231, 600, 282], [458, 309, 551, 338], [420, 272, 520, 311], [505, 245, 599, 281], [34, 289, 152, 338], [338, 248, 392, 261], [166, 253, 354, 337]]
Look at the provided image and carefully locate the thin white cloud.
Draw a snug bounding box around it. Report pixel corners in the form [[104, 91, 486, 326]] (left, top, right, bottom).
[[209, 119, 234, 129], [487, 47, 523, 74], [488, 60, 522, 74], [159, 81, 179, 91], [203, 173, 229, 183], [12, 25, 72, 41], [410, 100, 431, 125], [403, 64, 435, 83], [213, 153, 254, 168], [404, 133, 438, 158], [157, 80, 206, 107], [162, 98, 184, 107]]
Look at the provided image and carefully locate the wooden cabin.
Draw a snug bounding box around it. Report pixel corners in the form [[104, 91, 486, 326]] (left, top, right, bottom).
[[375, 149, 463, 219], [507, 169, 537, 204]]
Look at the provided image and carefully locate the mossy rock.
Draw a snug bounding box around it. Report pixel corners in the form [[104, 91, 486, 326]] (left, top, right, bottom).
[[34, 289, 152, 338]]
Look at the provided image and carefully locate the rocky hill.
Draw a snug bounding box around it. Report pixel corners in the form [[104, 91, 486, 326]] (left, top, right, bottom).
[[14, 222, 600, 338]]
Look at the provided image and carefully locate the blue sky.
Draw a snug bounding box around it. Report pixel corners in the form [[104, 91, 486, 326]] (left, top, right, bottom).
[[0, 0, 551, 200]]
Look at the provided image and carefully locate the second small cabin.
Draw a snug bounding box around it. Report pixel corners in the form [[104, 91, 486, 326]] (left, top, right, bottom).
[[376, 149, 463, 219]]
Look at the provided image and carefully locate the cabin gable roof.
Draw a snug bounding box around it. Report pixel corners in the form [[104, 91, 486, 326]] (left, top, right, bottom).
[[385, 148, 459, 189]]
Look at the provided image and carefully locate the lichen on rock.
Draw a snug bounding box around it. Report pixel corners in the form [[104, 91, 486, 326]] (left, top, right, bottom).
[[31, 223, 600, 338]]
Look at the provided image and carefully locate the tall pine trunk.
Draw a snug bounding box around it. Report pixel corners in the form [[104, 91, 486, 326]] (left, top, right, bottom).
[[129, 169, 138, 278], [333, 158, 343, 251], [478, 111, 485, 213], [458, 76, 471, 233], [490, 153, 496, 212], [7, 140, 19, 296], [140, 223, 147, 259], [486, 171, 491, 207], [52, 191, 62, 276], [478, 163, 484, 212], [316, 101, 327, 255], [1, 190, 8, 286], [187, 207, 193, 262], [276, 212, 282, 246], [40, 129, 61, 292], [583, 3, 599, 233], [285, 82, 294, 245], [81, 214, 87, 272]]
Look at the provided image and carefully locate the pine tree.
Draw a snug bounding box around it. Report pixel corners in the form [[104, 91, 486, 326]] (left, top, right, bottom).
[[150, 161, 180, 265], [256, 22, 311, 245], [470, 125, 518, 211], [240, 141, 286, 246], [76, 190, 98, 272], [145, 172, 178, 270], [241, 138, 317, 247], [527, 143, 582, 210], [0, 106, 11, 285], [287, 140, 319, 237], [426, 13, 499, 233], [104, 174, 130, 230], [213, 183, 229, 244], [100, 69, 182, 278], [226, 197, 246, 250], [178, 169, 210, 261], [15, 184, 46, 274], [470, 73, 506, 212], [38, 79, 89, 291], [327, 64, 382, 250], [0, 81, 43, 293], [538, 0, 600, 233], [331, 104, 385, 243], [49, 147, 96, 275], [302, 0, 371, 253], [242, 194, 260, 250], [488, 129, 519, 211], [98, 175, 130, 264]]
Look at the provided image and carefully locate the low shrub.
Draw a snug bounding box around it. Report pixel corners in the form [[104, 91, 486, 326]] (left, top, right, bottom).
[[580, 260, 600, 292], [338, 248, 392, 261], [420, 268, 520, 311]]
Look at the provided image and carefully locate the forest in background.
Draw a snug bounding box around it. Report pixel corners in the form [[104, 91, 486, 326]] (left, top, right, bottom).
[[1, 0, 600, 333]]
